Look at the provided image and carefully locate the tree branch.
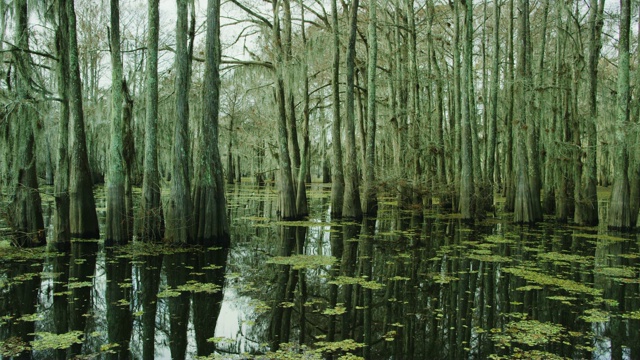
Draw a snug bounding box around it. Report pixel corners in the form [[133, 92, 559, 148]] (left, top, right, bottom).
[[1, 41, 57, 61]]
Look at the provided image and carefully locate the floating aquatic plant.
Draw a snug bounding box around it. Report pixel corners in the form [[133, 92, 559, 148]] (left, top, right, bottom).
[[267, 254, 336, 269], [503, 267, 601, 296], [30, 331, 83, 351]]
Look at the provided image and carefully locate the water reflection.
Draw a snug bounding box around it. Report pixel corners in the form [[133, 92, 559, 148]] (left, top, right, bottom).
[[0, 257, 41, 359], [68, 240, 98, 357], [1, 184, 640, 359]]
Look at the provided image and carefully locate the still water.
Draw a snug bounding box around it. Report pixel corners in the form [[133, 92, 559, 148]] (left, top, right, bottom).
[[1, 184, 639, 359]]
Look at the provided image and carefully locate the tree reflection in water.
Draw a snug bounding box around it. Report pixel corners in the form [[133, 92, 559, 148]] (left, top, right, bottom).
[[1, 184, 640, 359]]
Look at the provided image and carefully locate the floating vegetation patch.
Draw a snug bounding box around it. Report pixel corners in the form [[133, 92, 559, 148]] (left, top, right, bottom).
[[206, 336, 235, 347], [580, 308, 610, 323], [503, 267, 601, 296], [157, 288, 181, 298], [314, 339, 364, 354], [0, 336, 29, 357], [248, 299, 270, 314], [30, 331, 83, 351], [572, 233, 628, 242], [328, 276, 384, 290], [274, 220, 334, 227], [0, 245, 46, 262], [537, 252, 591, 265], [516, 285, 543, 292], [67, 281, 93, 289], [469, 252, 513, 263], [621, 311, 640, 320], [267, 255, 336, 269], [489, 349, 567, 360], [18, 313, 43, 322], [114, 242, 193, 257], [546, 295, 577, 305], [594, 266, 635, 279], [491, 320, 564, 348], [323, 304, 346, 315], [240, 216, 270, 222]]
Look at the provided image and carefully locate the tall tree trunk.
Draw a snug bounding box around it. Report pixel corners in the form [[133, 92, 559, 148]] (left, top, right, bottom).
[[459, 0, 475, 221], [487, 0, 500, 211], [166, 0, 193, 243], [296, 0, 309, 217], [140, 0, 164, 241], [363, 0, 378, 215], [503, 0, 516, 212], [630, 5, 640, 227], [513, 0, 537, 224], [330, 0, 344, 218], [273, 0, 298, 220], [67, 0, 100, 239], [227, 115, 234, 185], [526, 0, 543, 222], [192, 0, 230, 246], [282, 0, 301, 184], [452, 0, 462, 210], [54, 0, 71, 246], [106, 0, 129, 245], [608, 0, 631, 230], [342, 0, 362, 219]]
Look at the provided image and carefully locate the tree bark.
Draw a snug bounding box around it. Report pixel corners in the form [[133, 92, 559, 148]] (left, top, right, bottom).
[[140, 0, 164, 241], [166, 0, 194, 243], [503, 0, 515, 212], [460, 0, 475, 221], [273, 0, 298, 220], [330, 0, 344, 218], [8, 0, 45, 248], [513, 0, 537, 224], [106, 0, 129, 245], [192, 0, 230, 246], [296, 1, 310, 217], [342, 0, 362, 219], [362, 0, 378, 216], [608, 0, 631, 230], [67, 0, 100, 239], [54, 0, 71, 246], [486, 0, 500, 211]]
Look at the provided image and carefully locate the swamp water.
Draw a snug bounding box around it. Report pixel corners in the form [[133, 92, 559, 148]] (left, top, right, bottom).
[[1, 183, 640, 359]]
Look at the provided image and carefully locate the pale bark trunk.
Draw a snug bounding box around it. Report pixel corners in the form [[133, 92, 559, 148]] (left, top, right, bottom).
[[342, 0, 362, 219], [273, 1, 298, 220], [295, 1, 309, 217]]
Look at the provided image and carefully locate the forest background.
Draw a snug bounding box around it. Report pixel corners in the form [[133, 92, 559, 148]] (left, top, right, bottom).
[[0, 0, 639, 248]]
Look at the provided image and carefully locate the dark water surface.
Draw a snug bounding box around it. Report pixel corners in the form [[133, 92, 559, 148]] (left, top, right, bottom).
[[1, 184, 640, 359]]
